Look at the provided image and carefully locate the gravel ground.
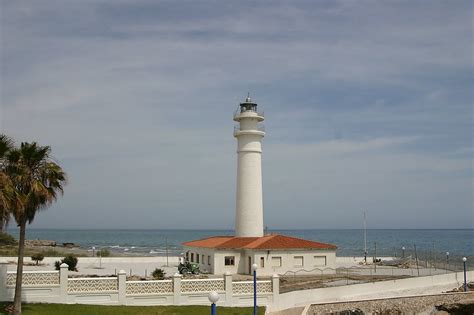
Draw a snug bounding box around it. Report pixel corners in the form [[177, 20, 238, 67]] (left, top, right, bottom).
[[307, 292, 474, 314]]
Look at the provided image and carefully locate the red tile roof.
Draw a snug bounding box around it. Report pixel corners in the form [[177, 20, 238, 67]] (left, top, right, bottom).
[[182, 234, 337, 250]]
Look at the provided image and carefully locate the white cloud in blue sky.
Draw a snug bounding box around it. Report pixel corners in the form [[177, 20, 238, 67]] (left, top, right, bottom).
[[0, 0, 472, 229]]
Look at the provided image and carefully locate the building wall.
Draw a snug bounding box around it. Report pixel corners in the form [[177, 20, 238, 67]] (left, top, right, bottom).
[[183, 247, 216, 274], [247, 249, 336, 276], [184, 246, 336, 276]]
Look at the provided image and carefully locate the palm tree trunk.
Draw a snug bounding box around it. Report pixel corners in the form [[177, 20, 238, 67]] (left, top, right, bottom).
[[13, 219, 26, 315]]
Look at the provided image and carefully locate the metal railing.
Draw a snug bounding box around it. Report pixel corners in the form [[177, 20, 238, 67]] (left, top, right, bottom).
[[234, 125, 265, 133], [233, 109, 264, 119]]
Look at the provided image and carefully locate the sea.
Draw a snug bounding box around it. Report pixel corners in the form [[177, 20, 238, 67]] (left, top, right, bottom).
[[6, 229, 473, 259]]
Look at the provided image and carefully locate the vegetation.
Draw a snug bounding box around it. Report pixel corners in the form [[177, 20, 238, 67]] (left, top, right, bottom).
[[41, 248, 63, 257], [0, 247, 81, 258], [0, 135, 67, 314], [96, 249, 110, 257], [0, 303, 265, 315], [30, 253, 45, 265], [55, 254, 78, 271], [0, 135, 15, 233], [152, 268, 165, 280], [0, 231, 17, 245]]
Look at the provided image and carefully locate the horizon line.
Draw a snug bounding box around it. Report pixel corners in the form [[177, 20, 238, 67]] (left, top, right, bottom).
[[6, 227, 474, 231]]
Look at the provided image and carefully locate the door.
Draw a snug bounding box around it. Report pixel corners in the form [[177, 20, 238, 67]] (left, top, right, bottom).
[[248, 257, 252, 274]]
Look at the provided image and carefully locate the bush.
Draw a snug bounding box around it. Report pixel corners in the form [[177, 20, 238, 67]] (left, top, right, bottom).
[[96, 249, 110, 257], [55, 254, 78, 271], [0, 232, 17, 246], [31, 253, 45, 265], [152, 268, 165, 280]]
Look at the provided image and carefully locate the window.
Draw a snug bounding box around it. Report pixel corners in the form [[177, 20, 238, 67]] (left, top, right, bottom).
[[271, 257, 282, 267], [294, 256, 304, 267], [225, 256, 235, 266], [186, 252, 189, 261], [260, 257, 265, 268], [197, 254, 200, 263], [191, 253, 194, 262], [314, 256, 327, 266], [202, 255, 205, 264], [208, 255, 211, 265]]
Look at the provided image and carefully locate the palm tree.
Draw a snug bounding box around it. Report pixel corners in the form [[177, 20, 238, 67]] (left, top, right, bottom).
[[5, 142, 67, 314], [0, 134, 15, 232]]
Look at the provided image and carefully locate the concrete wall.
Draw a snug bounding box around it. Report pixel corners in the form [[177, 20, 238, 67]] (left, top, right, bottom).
[[269, 270, 473, 312]]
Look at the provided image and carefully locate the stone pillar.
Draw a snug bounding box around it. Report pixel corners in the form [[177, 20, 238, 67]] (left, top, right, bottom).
[[0, 261, 8, 301], [272, 274, 279, 302], [118, 270, 126, 305], [172, 273, 182, 305], [59, 263, 69, 303], [224, 272, 233, 306]]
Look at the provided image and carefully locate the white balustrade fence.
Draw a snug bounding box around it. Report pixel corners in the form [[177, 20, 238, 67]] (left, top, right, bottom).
[[126, 280, 173, 295], [233, 280, 272, 295], [0, 263, 278, 307], [68, 277, 118, 293], [6, 271, 59, 287], [181, 278, 225, 293]]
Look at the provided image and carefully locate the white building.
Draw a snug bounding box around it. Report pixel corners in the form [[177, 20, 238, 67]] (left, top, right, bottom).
[[183, 96, 337, 276]]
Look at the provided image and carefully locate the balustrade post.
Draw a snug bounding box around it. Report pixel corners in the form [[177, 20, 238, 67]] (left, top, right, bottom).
[[59, 263, 69, 303], [224, 272, 233, 306], [172, 273, 182, 305], [0, 260, 7, 301], [272, 274, 279, 302], [118, 269, 127, 305]]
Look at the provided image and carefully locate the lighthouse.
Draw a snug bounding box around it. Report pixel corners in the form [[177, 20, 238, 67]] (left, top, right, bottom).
[[233, 96, 265, 237], [183, 95, 337, 276]]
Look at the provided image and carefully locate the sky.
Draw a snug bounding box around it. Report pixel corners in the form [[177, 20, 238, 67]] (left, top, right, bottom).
[[0, 0, 472, 230]]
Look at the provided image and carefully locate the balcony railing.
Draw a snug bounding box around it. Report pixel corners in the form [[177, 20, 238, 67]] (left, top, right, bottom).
[[233, 109, 264, 119], [234, 125, 265, 133]]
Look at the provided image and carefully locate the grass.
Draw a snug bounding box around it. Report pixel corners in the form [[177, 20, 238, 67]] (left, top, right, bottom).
[[0, 303, 265, 315], [0, 246, 87, 258]]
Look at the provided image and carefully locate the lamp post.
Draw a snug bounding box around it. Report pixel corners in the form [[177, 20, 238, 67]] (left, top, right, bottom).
[[402, 246, 405, 259], [463, 257, 467, 292], [92, 246, 95, 257], [208, 291, 219, 315], [446, 252, 449, 272], [252, 263, 258, 315]]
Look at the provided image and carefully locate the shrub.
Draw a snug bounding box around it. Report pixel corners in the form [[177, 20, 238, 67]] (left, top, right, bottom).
[[0, 232, 17, 246], [31, 253, 45, 265], [96, 249, 110, 257], [152, 268, 165, 280], [55, 254, 78, 271]]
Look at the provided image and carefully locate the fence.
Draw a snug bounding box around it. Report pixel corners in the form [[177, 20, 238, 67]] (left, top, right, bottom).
[[278, 255, 473, 292], [1, 262, 471, 310], [0, 263, 278, 307], [392, 248, 473, 273]]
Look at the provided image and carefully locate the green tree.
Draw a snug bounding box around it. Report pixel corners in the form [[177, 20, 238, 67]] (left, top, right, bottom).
[[30, 253, 45, 265], [5, 141, 66, 315], [0, 135, 16, 233]]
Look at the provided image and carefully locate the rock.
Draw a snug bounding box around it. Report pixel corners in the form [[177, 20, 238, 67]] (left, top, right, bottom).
[[25, 239, 56, 247], [62, 242, 79, 248], [436, 298, 474, 314]]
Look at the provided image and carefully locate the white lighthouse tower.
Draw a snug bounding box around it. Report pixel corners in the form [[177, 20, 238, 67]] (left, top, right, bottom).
[[183, 96, 337, 276], [233, 95, 265, 237]]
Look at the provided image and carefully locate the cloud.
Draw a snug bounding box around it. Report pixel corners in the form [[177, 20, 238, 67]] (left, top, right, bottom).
[[0, 1, 472, 229]]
